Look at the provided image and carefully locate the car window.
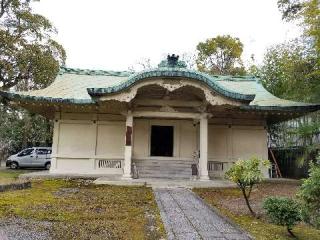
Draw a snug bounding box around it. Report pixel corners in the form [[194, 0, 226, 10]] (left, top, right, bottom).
[[36, 149, 51, 155], [18, 148, 34, 157]]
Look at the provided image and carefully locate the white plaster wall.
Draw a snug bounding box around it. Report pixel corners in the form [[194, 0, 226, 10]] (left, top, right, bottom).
[[232, 127, 268, 160], [56, 158, 92, 173], [50, 113, 125, 174], [179, 120, 197, 159], [132, 119, 150, 158], [208, 125, 269, 178], [208, 125, 228, 162], [96, 123, 125, 158], [58, 122, 96, 157], [208, 125, 268, 161]]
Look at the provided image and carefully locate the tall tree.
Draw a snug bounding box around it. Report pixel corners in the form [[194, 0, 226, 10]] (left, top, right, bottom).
[[260, 39, 319, 102], [262, 0, 320, 165], [0, 0, 66, 90], [196, 35, 245, 75], [0, 106, 53, 153], [278, 0, 320, 55], [261, 0, 320, 102], [0, 0, 65, 160]]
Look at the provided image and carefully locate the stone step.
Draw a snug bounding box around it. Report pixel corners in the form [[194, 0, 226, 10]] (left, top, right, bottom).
[[136, 166, 192, 171], [134, 161, 193, 165], [137, 167, 191, 172], [138, 173, 191, 179], [134, 159, 194, 179], [135, 164, 191, 169], [134, 161, 193, 166], [139, 170, 190, 173], [136, 168, 192, 172], [134, 159, 193, 162], [136, 164, 192, 169], [138, 168, 192, 174]]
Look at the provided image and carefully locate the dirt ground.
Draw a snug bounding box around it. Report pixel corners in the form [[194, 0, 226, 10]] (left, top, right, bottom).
[[205, 181, 300, 216], [194, 180, 320, 240]]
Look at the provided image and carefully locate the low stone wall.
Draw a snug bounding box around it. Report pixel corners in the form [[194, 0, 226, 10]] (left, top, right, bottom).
[[0, 181, 31, 192]]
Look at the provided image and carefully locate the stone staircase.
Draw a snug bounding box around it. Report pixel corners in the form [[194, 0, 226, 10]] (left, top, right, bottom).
[[133, 159, 193, 179]]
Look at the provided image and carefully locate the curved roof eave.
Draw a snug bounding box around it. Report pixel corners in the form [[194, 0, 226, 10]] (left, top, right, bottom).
[[87, 68, 256, 101], [0, 91, 94, 104]]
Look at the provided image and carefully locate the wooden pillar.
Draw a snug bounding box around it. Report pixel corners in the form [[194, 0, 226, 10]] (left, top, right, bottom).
[[123, 111, 133, 179], [50, 114, 60, 173], [199, 114, 209, 180]]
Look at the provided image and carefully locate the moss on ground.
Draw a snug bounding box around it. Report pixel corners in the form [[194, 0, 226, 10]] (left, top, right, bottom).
[[0, 179, 165, 240], [194, 186, 320, 240]]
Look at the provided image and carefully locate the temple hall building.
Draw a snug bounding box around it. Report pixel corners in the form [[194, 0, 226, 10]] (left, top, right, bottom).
[[1, 55, 319, 180]]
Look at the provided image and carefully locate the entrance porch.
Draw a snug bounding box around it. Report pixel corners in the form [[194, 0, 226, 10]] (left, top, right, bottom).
[[124, 112, 212, 180]]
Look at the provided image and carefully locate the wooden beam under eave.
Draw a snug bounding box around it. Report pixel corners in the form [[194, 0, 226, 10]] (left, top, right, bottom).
[[132, 111, 202, 119], [133, 99, 203, 108]]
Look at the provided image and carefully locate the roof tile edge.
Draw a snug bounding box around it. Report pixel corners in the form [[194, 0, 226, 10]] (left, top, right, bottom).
[[59, 66, 133, 77]]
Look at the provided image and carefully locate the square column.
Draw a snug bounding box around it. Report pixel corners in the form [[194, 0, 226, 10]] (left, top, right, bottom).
[[50, 118, 60, 173], [199, 114, 209, 180], [123, 112, 133, 179]]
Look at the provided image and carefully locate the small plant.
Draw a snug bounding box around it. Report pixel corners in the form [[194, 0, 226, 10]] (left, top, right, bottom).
[[297, 159, 320, 229], [263, 197, 301, 237], [225, 157, 270, 217]]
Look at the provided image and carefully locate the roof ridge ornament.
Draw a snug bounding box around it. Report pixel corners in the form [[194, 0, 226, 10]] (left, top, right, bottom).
[[158, 54, 187, 69], [167, 54, 179, 66]]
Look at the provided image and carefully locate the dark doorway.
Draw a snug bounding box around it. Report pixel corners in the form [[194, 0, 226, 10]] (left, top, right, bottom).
[[150, 125, 174, 157]]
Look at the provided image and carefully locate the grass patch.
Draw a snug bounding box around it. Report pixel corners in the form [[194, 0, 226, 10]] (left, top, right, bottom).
[[194, 183, 320, 240], [0, 180, 165, 239], [0, 169, 33, 184]]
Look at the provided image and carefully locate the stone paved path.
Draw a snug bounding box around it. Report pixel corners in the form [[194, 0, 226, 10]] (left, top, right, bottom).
[[154, 188, 251, 240]]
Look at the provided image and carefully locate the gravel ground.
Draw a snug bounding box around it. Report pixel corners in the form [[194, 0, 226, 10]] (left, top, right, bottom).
[[0, 217, 52, 240]]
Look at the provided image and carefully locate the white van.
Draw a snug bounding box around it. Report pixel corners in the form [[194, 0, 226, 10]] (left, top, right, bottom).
[[6, 147, 52, 170]]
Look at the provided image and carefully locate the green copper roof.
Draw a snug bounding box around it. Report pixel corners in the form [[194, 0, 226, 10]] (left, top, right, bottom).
[[0, 68, 130, 104], [0, 55, 319, 113], [87, 55, 255, 101], [87, 67, 255, 101], [0, 90, 94, 104]]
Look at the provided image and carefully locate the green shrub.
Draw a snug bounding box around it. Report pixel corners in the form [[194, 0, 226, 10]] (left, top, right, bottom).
[[263, 197, 301, 237], [297, 162, 320, 229], [225, 157, 270, 217]]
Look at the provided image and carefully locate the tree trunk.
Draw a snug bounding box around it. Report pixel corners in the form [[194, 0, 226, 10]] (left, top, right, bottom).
[[287, 227, 296, 238], [241, 187, 256, 217]]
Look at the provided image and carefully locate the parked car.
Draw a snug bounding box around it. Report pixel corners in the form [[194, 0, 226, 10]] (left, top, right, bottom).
[[6, 147, 52, 170]]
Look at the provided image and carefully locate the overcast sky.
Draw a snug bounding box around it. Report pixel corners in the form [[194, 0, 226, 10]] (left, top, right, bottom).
[[33, 0, 300, 71]]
